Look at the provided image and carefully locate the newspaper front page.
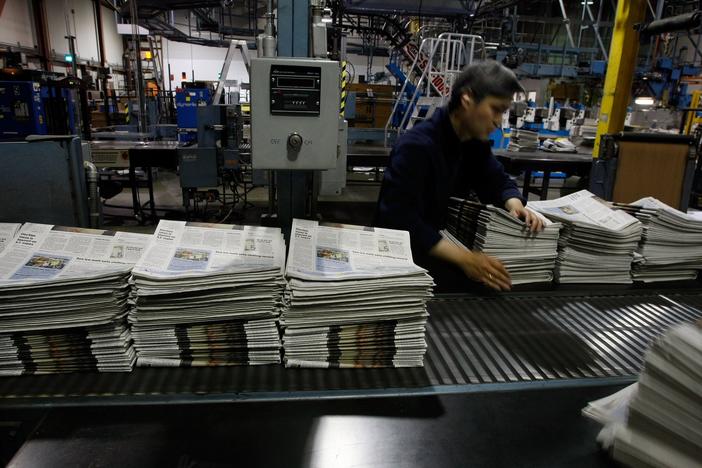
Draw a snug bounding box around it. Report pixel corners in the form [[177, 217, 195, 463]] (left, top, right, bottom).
[[286, 219, 425, 280], [529, 190, 639, 231], [0, 223, 151, 285], [132, 221, 285, 279]]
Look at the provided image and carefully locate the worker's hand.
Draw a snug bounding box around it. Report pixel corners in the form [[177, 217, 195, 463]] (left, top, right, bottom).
[[505, 198, 544, 233], [460, 251, 512, 291]]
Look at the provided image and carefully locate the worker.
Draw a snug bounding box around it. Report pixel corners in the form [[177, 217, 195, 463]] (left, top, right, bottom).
[[375, 60, 544, 292]]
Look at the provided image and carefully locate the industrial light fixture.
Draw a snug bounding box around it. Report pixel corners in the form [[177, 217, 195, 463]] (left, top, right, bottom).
[[580, 1, 594, 4], [634, 96, 655, 106], [64, 54, 73, 63], [321, 7, 333, 23]]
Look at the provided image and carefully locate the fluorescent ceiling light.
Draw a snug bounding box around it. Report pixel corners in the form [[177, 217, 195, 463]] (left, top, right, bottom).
[[635, 97, 654, 106]]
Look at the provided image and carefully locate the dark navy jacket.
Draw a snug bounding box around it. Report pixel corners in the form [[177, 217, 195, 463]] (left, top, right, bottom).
[[375, 106, 524, 265]]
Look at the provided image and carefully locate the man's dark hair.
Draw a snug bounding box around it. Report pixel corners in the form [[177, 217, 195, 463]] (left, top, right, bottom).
[[448, 60, 524, 112]]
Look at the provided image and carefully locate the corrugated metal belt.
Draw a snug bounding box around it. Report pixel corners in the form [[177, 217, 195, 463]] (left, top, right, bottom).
[[0, 291, 700, 406]]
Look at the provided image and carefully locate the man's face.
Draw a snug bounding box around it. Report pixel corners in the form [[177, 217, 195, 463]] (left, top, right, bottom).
[[458, 93, 511, 140]]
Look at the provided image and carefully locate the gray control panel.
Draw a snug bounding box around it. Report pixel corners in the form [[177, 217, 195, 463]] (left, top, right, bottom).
[[251, 58, 340, 170]]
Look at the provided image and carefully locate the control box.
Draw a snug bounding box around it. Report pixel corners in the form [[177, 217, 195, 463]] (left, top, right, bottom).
[[178, 148, 218, 188], [251, 58, 340, 170]]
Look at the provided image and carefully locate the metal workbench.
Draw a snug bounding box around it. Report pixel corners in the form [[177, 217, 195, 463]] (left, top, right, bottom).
[[494, 149, 594, 200], [91, 140, 180, 223]]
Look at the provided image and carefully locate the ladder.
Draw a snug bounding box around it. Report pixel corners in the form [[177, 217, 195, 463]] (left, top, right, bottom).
[[213, 39, 252, 105], [384, 33, 486, 147]]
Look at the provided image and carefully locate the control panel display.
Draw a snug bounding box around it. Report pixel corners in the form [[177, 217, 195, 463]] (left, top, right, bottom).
[[270, 65, 321, 116]]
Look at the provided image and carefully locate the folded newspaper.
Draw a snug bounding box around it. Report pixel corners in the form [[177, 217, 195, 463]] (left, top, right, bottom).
[[281, 219, 434, 368], [0, 223, 21, 254], [129, 221, 286, 367], [0, 223, 151, 375], [528, 191, 642, 284], [615, 197, 702, 283], [443, 197, 561, 285], [583, 323, 702, 468]]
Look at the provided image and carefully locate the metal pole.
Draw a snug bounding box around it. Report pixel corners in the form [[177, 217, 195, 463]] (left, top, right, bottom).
[[64, 0, 78, 76], [93, 0, 110, 126], [585, 2, 609, 60], [128, 0, 148, 134], [655, 0, 665, 19], [31, 0, 51, 71], [577, 0, 587, 49], [66, 35, 78, 76], [557, 0, 576, 48]]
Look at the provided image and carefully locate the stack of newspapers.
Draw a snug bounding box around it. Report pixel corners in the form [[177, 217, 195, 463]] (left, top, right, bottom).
[[614, 197, 702, 282], [0, 223, 150, 375], [529, 191, 642, 284], [281, 219, 434, 368], [583, 323, 702, 467], [443, 197, 561, 284], [129, 221, 286, 367], [509, 129, 539, 152]]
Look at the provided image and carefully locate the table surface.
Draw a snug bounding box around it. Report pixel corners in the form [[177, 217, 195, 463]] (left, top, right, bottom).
[[6, 385, 622, 468], [494, 149, 593, 163], [90, 140, 180, 151]]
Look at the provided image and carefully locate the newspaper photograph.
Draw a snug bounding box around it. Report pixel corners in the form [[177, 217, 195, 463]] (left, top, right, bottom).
[[286, 218, 425, 280], [0, 223, 151, 285], [132, 221, 285, 279]]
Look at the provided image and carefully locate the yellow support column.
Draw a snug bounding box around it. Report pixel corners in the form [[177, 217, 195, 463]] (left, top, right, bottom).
[[593, 0, 647, 158]]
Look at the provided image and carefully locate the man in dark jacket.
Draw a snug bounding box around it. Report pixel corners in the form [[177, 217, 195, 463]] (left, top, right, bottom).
[[376, 60, 543, 292]]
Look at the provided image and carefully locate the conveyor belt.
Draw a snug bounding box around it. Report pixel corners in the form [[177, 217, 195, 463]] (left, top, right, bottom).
[[0, 291, 700, 407]]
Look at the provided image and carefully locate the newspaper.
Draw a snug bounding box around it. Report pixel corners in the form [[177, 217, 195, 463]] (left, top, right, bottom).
[[0, 223, 21, 254], [444, 198, 561, 285], [129, 221, 285, 367], [583, 323, 702, 467], [616, 197, 702, 282], [0, 224, 150, 373], [286, 218, 425, 281], [0, 223, 151, 286], [282, 219, 433, 368], [132, 221, 285, 279], [528, 191, 642, 284], [528, 190, 639, 232]]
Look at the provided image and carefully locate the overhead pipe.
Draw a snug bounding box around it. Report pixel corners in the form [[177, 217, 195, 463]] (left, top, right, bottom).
[[637, 11, 702, 35]]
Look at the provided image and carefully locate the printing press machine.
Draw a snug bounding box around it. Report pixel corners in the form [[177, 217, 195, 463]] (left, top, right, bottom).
[[1, 280, 701, 468]]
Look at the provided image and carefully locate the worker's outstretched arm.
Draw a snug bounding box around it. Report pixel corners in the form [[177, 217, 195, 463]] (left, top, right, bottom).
[[429, 239, 512, 291]]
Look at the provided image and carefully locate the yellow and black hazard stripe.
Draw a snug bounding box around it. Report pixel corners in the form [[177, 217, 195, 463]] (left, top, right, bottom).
[[340, 60, 348, 117]]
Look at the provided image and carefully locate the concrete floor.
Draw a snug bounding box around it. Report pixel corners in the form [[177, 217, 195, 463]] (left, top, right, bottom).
[[100, 168, 576, 233]]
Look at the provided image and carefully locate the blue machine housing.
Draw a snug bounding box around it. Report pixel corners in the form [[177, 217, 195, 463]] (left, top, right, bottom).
[[0, 81, 47, 139], [0, 80, 78, 140], [176, 87, 212, 143]]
